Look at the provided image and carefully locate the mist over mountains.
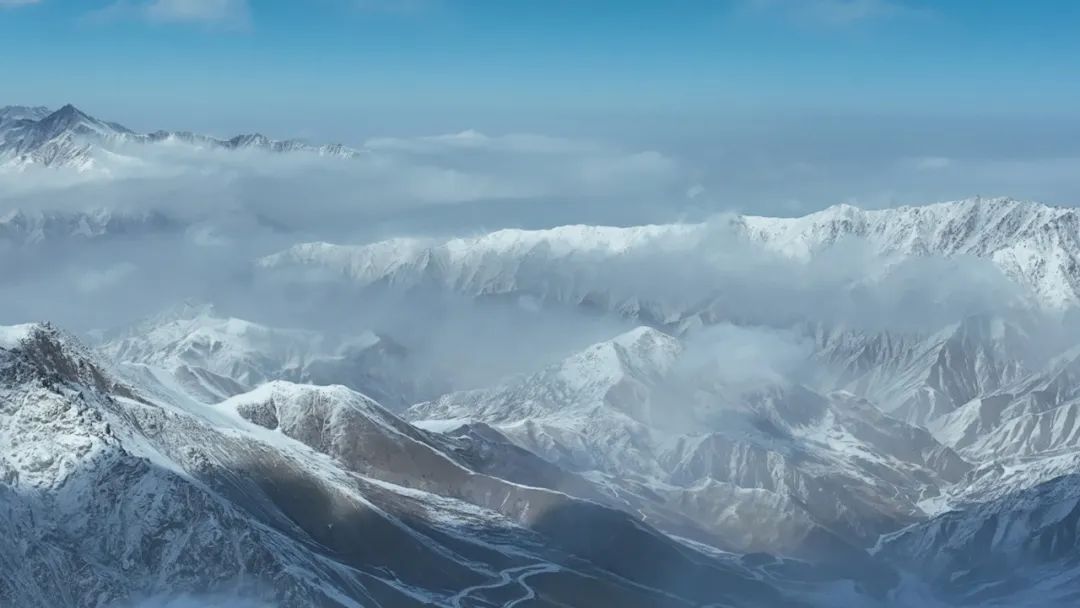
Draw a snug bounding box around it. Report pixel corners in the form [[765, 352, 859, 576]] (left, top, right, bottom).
[[6, 104, 1080, 606]]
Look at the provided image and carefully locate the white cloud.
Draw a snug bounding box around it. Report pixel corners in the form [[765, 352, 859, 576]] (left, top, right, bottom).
[[75, 262, 138, 294], [0, 128, 691, 242], [0, 0, 41, 7], [357, 130, 684, 204], [144, 0, 250, 26], [365, 130, 608, 155], [912, 156, 953, 170], [744, 0, 919, 26], [91, 0, 251, 29]]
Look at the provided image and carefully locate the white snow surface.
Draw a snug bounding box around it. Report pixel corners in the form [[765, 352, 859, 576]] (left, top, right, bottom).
[[260, 197, 1080, 311], [0, 323, 35, 349]]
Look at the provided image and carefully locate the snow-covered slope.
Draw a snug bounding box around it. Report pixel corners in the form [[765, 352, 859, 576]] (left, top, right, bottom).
[[878, 473, 1080, 607], [407, 326, 970, 557], [258, 197, 1080, 314], [100, 302, 325, 402], [810, 316, 1032, 428], [894, 341, 1080, 511], [99, 302, 444, 407], [3, 322, 841, 607], [0, 104, 131, 171], [742, 197, 1080, 309], [0, 207, 178, 246]]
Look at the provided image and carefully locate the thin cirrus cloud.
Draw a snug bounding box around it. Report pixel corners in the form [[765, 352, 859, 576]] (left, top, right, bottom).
[[90, 0, 251, 29], [144, 0, 250, 26], [352, 0, 439, 15], [0, 0, 41, 7], [743, 0, 922, 26]]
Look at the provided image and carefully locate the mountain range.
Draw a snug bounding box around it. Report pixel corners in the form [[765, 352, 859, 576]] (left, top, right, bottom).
[[0, 104, 361, 172], [6, 103, 1080, 605], [7, 297, 1080, 605], [258, 196, 1080, 313], [2, 322, 883, 607]]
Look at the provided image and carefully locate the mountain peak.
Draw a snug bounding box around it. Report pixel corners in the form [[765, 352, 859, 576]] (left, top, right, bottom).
[[20, 103, 129, 143], [44, 103, 91, 126], [821, 202, 862, 216], [0, 103, 361, 168], [0, 321, 124, 396], [227, 133, 270, 146]]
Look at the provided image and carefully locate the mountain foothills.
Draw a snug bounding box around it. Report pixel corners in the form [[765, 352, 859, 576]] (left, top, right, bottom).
[[7, 105, 1080, 606]]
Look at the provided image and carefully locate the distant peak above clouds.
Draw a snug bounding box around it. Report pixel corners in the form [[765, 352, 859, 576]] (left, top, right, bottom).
[[0, 103, 363, 170], [258, 196, 1080, 315], [0, 102, 693, 232]]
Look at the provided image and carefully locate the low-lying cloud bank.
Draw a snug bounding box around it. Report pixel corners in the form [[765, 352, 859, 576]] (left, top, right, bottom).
[[2, 124, 1077, 390], [256, 216, 1035, 333], [0, 129, 692, 242]]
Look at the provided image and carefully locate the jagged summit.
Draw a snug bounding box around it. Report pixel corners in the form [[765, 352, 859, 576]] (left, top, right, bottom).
[[46, 103, 92, 124], [259, 196, 1080, 316], [0, 321, 135, 400], [29, 104, 129, 139], [0, 102, 361, 169]]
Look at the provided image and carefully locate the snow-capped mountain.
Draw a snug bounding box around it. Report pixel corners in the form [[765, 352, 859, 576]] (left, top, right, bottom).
[[4, 322, 849, 607], [406, 326, 970, 557], [0, 104, 362, 171], [0, 207, 178, 246], [801, 310, 1080, 512], [877, 473, 1080, 607], [99, 302, 445, 408], [397, 315, 1080, 604], [743, 197, 1080, 309], [810, 315, 1033, 428], [0, 104, 132, 170], [258, 197, 1080, 313], [9, 192, 1080, 605]]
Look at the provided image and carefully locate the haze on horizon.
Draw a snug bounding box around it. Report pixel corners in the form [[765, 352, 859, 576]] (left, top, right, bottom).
[[3, 0, 1080, 215]]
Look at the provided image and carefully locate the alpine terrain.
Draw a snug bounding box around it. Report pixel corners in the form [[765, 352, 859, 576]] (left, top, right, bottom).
[[5, 104, 1080, 607]]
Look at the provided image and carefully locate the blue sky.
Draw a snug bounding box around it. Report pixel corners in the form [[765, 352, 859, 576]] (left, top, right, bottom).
[[4, 0, 1080, 211], [3, 0, 1079, 138]]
